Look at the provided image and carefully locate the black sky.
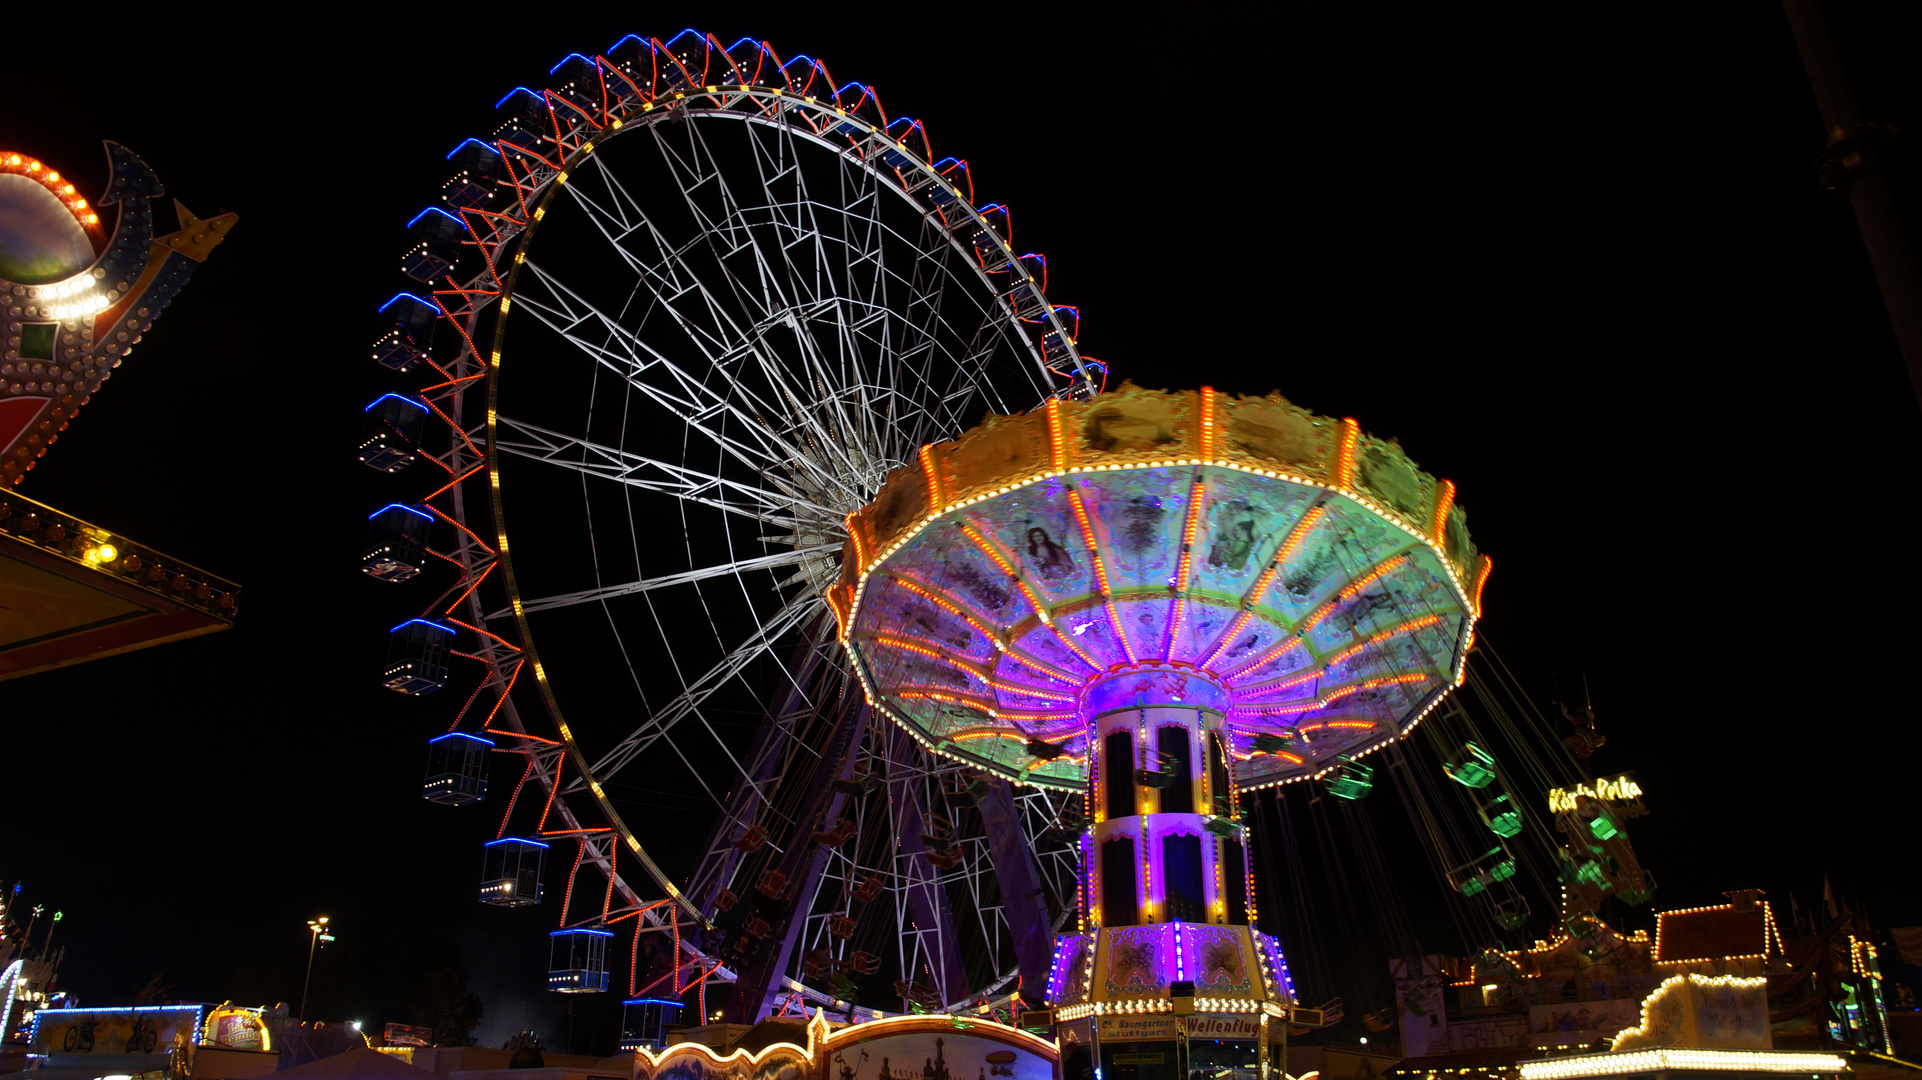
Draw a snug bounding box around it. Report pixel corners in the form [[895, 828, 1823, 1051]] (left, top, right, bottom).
[[5, 3, 1919, 1049]]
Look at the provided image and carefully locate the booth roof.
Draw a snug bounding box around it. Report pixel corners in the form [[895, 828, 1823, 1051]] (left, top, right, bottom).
[[274, 1049, 444, 1080]]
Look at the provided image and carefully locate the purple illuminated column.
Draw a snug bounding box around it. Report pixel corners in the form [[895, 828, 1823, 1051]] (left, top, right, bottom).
[[1083, 664, 1249, 930]]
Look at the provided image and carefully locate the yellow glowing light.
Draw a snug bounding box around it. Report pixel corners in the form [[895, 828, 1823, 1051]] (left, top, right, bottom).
[[87, 544, 118, 564]]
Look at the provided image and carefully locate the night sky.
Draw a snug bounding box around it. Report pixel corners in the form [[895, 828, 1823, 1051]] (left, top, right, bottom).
[[6, 4, 1919, 1052]]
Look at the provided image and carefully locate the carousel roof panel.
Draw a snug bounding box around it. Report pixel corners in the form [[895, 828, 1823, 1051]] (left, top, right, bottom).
[[832, 384, 1488, 790]]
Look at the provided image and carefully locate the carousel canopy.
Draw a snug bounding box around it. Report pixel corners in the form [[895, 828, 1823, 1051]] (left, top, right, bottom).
[[830, 384, 1488, 790]]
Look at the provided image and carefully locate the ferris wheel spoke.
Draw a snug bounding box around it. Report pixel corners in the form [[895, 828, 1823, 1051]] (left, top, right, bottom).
[[741, 127, 949, 463], [412, 59, 1099, 1012], [587, 589, 824, 782], [488, 544, 839, 620], [542, 129, 1019, 489], [495, 415, 841, 530], [512, 259, 796, 452], [513, 261, 897, 507], [645, 118, 943, 477]]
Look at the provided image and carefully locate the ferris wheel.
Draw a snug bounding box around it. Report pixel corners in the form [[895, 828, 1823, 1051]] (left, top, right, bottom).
[[359, 30, 1106, 1022]]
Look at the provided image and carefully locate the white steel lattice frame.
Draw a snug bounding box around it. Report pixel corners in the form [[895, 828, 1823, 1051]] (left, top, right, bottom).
[[379, 31, 1104, 1015], [787, 726, 1087, 1013]]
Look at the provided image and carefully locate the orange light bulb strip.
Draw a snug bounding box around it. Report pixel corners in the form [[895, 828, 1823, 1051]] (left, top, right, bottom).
[[1197, 387, 1217, 460], [994, 649, 1086, 689], [1233, 663, 1326, 696], [1337, 555, 1407, 601], [1429, 479, 1456, 544], [1221, 551, 1413, 683], [888, 575, 1004, 653], [1046, 397, 1069, 471], [1066, 485, 1136, 665], [957, 520, 1101, 671], [1220, 637, 1307, 683], [1196, 505, 1325, 671], [1332, 418, 1360, 488], [1162, 475, 1208, 660], [1322, 612, 1442, 667], [894, 687, 997, 712], [845, 512, 868, 575], [0, 152, 104, 231], [864, 631, 989, 679], [919, 444, 944, 513]]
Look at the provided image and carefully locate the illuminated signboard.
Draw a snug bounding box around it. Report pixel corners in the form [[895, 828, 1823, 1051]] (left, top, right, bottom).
[[205, 1005, 272, 1051], [30, 1005, 201, 1058], [1548, 774, 1645, 815]]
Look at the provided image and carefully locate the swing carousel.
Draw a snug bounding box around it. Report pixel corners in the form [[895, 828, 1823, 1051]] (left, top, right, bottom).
[[830, 383, 1490, 1080]]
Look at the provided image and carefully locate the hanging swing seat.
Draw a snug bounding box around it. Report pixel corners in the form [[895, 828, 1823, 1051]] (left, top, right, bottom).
[[1493, 896, 1530, 929], [1452, 846, 1517, 897], [1478, 793, 1525, 838], [1444, 742, 1498, 789], [1205, 815, 1245, 838], [1326, 757, 1374, 800], [1253, 731, 1297, 754]]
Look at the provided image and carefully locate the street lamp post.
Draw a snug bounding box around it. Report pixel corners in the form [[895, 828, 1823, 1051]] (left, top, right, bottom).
[[299, 917, 333, 1022]]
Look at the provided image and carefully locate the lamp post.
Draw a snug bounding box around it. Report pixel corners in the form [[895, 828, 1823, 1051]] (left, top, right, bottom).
[[299, 917, 333, 1021]]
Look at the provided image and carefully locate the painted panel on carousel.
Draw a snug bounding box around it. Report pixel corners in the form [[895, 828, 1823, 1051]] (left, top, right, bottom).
[[1050, 936, 1094, 1006], [1182, 924, 1255, 998], [1099, 924, 1173, 999]]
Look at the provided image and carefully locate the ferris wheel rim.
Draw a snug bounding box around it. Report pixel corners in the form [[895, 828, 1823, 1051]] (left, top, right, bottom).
[[475, 81, 1080, 934], [395, 30, 1107, 1012]]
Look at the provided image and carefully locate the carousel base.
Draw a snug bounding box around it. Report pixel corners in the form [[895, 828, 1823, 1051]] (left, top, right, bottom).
[[1047, 923, 1327, 1080]]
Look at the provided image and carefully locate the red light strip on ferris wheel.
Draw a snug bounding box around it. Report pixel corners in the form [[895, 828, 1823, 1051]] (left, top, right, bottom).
[[392, 36, 1133, 984]]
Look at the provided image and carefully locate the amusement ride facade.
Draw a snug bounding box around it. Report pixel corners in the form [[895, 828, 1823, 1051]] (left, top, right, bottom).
[[833, 385, 1484, 1073], [359, 30, 1492, 1057], [1, 144, 240, 678]]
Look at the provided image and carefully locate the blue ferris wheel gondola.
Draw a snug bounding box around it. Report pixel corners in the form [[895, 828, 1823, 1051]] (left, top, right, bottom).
[[370, 292, 439, 373], [548, 927, 613, 993], [382, 618, 454, 695], [361, 503, 432, 583], [620, 998, 685, 1050], [400, 207, 467, 284], [360, 26, 1114, 1014], [358, 393, 428, 473], [480, 837, 547, 906], [422, 732, 492, 805]]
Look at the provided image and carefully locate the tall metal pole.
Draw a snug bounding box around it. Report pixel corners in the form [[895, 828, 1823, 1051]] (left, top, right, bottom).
[[1783, 0, 1922, 411], [300, 926, 318, 1022]]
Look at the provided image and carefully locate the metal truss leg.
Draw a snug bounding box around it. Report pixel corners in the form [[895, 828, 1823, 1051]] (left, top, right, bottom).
[[974, 776, 1054, 1007], [723, 694, 869, 1023], [890, 727, 970, 1009]]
